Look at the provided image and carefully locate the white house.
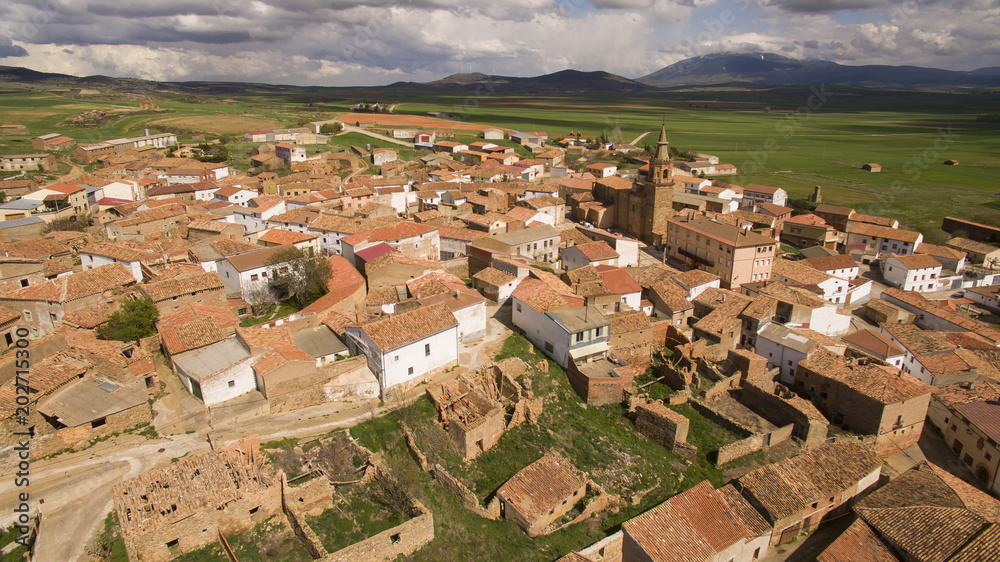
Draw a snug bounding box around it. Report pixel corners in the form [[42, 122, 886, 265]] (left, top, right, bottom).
[[232, 197, 286, 234], [560, 241, 619, 271], [275, 143, 307, 164], [417, 288, 488, 342], [576, 226, 640, 268], [99, 179, 145, 202], [882, 253, 943, 293], [216, 244, 299, 302], [799, 254, 860, 281], [212, 186, 258, 207], [966, 285, 1000, 313], [511, 278, 608, 369], [80, 244, 157, 282], [756, 323, 821, 385], [596, 266, 643, 311], [172, 337, 255, 406], [741, 184, 787, 208], [344, 302, 459, 393], [845, 223, 923, 260]]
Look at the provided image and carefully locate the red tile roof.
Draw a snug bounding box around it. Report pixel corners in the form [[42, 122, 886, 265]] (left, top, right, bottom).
[[497, 452, 588, 526]]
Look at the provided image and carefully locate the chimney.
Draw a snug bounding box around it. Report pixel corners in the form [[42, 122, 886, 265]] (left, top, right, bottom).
[[144, 128, 150, 136]]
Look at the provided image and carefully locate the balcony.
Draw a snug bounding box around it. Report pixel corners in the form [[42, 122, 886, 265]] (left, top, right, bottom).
[[678, 247, 714, 267]]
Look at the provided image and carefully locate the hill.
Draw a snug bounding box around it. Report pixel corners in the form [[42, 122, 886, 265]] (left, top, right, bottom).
[[392, 69, 651, 94], [638, 52, 1000, 89]]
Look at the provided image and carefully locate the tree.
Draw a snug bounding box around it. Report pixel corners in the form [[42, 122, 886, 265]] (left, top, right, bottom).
[[320, 122, 343, 134], [97, 298, 159, 342], [266, 247, 332, 308], [43, 213, 92, 233]]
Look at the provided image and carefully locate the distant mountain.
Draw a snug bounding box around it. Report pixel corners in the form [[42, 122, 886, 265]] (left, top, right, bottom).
[[391, 69, 652, 94], [638, 53, 1000, 88]]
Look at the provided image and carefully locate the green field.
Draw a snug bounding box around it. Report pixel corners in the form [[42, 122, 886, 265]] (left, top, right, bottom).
[[1, 85, 998, 231]]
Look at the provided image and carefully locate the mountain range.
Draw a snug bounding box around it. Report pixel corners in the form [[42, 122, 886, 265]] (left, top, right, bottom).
[[2, 53, 999, 95]]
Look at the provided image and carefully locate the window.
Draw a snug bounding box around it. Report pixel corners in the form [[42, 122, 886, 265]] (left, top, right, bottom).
[[516, 303, 522, 312], [22, 311, 31, 321], [595, 326, 602, 337], [425, 343, 431, 356], [407, 367, 414, 375], [228, 380, 235, 388], [575, 332, 585, 343], [250, 274, 259, 281]]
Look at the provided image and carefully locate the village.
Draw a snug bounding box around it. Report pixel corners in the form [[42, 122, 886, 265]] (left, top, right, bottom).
[[2, 115, 1000, 562]]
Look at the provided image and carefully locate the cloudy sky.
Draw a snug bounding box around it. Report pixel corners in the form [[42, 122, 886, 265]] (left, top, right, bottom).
[[0, 0, 997, 86]]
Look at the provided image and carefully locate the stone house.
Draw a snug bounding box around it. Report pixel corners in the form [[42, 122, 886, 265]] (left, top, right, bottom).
[[341, 222, 440, 266], [112, 437, 280, 560], [622, 480, 772, 562], [735, 441, 882, 545], [473, 225, 561, 263], [794, 349, 930, 456], [497, 452, 588, 536], [0, 262, 136, 338], [135, 270, 227, 314], [216, 244, 301, 304]]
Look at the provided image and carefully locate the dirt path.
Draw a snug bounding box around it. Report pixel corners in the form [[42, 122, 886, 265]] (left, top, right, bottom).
[[630, 131, 652, 146], [7, 311, 513, 559], [338, 124, 414, 148]]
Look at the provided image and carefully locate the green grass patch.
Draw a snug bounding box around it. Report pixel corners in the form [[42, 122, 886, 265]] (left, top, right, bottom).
[[308, 484, 410, 553], [344, 333, 730, 559], [239, 300, 303, 327]]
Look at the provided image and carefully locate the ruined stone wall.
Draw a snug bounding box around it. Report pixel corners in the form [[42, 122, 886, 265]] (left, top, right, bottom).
[[320, 506, 434, 562], [689, 399, 754, 438], [281, 473, 329, 559], [703, 373, 742, 402], [125, 486, 282, 561], [635, 402, 689, 449], [566, 362, 626, 406], [716, 424, 794, 466], [740, 381, 829, 450]]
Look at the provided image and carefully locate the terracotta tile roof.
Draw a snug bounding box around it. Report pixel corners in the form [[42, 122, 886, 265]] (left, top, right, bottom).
[[42, 259, 72, 277], [473, 267, 516, 287], [512, 277, 582, 313], [497, 452, 588, 525], [595, 176, 633, 191], [61, 301, 114, 329], [115, 203, 187, 226], [359, 302, 458, 352], [744, 183, 783, 195], [800, 254, 859, 272], [956, 400, 1000, 443], [772, 257, 834, 285], [916, 242, 967, 261], [933, 380, 1000, 411], [947, 237, 999, 256], [860, 506, 986, 562], [139, 271, 224, 302], [187, 219, 233, 232], [0, 238, 69, 259], [575, 241, 618, 261], [624, 481, 770, 561], [596, 266, 641, 295], [882, 288, 1000, 343], [208, 238, 262, 257], [225, 244, 297, 272], [632, 264, 683, 289], [817, 519, 901, 562], [0, 352, 88, 418], [785, 213, 827, 226], [842, 329, 905, 358], [737, 441, 881, 521], [673, 269, 720, 289], [257, 229, 316, 245], [2, 262, 135, 303], [756, 282, 828, 309], [846, 222, 921, 243], [798, 349, 929, 404], [159, 316, 228, 356], [504, 206, 538, 222], [439, 226, 486, 242], [890, 253, 943, 270], [81, 243, 160, 263], [949, 523, 1000, 562], [609, 310, 651, 334]]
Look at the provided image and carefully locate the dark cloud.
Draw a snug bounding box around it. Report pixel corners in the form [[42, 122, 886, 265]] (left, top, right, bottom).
[[0, 44, 28, 57]]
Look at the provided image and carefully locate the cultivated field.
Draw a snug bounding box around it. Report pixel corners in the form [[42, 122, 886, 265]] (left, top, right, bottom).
[[2, 85, 997, 234]]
